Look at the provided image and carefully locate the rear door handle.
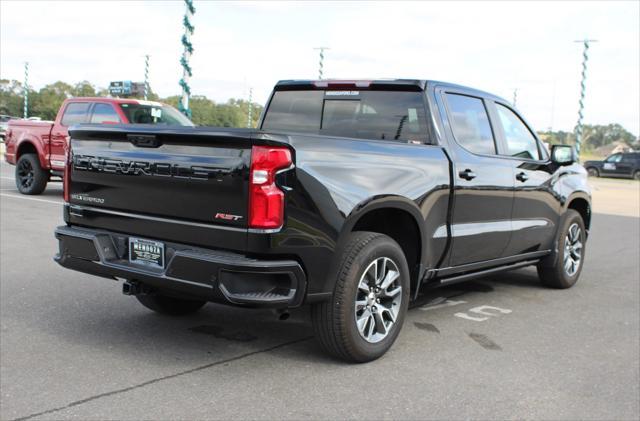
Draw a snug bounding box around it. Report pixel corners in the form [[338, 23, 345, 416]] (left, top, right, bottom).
[[458, 169, 477, 180], [516, 172, 529, 182]]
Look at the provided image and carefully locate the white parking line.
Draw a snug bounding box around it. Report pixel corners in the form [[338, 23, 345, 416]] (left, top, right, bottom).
[[1, 176, 15, 180], [0, 193, 61, 205]]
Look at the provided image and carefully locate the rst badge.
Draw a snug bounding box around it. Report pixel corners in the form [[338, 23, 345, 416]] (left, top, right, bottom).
[[215, 213, 243, 221]]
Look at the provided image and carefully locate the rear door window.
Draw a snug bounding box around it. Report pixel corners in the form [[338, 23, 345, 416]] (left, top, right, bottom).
[[606, 154, 622, 163], [90, 103, 121, 124], [61, 102, 91, 126], [262, 90, 428, 142], [444, 93, 496, 155]]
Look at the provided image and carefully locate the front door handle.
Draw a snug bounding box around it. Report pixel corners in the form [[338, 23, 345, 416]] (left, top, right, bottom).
[[516, 172, 529, 182], [458, 169, 477, 181]]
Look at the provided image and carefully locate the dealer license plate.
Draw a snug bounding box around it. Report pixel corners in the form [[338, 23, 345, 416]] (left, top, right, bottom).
[[129, 237, 165, 269]]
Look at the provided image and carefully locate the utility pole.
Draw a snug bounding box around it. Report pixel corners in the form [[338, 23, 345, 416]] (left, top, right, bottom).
[[144, 54, 150, 100], [573, 39, 597, 155], [247, 87, 253, 128], [23, 62, 29, 119], [179, 0, 195, 117], [314, 47, 329, 80]]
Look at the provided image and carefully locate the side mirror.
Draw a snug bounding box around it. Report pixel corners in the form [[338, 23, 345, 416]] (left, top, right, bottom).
[[551, 145, 577, 166]]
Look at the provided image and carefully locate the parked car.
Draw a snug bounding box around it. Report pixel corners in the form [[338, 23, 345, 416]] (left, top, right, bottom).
[[55, 79, 591, 362], [3, 98, 193, 195], [583, 152, 640, 180]]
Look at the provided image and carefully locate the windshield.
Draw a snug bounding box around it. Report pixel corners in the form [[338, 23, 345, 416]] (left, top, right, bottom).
[[119, 103, 194, 126], [261, 90, 428, 142]]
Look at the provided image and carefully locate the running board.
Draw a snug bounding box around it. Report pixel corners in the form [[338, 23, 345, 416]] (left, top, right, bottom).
[[429, 259, 540, 287]]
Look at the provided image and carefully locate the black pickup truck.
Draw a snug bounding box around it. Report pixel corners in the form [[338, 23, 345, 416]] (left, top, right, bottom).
[[55, 79, 591, 362]]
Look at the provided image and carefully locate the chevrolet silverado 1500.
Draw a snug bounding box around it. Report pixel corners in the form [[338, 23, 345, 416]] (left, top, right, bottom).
[[55, 80, 591, 362]]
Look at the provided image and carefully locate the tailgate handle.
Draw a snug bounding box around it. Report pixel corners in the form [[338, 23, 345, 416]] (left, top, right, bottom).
[[128, 134, 161, 148]]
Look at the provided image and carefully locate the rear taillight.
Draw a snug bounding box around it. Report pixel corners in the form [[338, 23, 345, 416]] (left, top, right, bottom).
[[248, 146, 292, 229], [63, 148, 71, 202]]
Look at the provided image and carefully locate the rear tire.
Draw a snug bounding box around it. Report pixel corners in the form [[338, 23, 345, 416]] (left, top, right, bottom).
[[136, 293, 206, 316], [633, 170, 640, 181], [15, 153, 48, 195], [537, 209, 586, 289], [311, 232, 410, 363], [586, 167, 599, 177]]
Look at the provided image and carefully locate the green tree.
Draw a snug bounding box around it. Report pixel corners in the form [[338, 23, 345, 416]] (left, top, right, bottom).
[[539, 124, 636, 152], [72, 81, 96, 97], [580, 124, 635, 149], [31, 81, 74, 120], [0, 79, 29, 116]]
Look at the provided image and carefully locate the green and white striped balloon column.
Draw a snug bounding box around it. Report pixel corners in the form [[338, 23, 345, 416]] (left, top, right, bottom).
[[23, 62, 29, 119], [144, 54, 150, 100], [247, 88, 253, 128], [314, 47, 329, 80], [574, 39, 596, 155], [179, 0, 195, 118]]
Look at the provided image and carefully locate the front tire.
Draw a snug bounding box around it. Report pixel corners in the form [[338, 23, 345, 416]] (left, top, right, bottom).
[[136, 293, 206, 316], [537, 209, 586, 289], [311, 232, 410, 363], [15, 153, 48, 195]]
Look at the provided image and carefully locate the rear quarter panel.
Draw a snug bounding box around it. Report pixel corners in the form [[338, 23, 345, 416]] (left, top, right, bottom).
[[247, 132, 451, 294], [5, 120, 53, 167]]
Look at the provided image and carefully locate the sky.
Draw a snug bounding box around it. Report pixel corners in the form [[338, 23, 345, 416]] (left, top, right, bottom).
[[1, 1, 638, 135]]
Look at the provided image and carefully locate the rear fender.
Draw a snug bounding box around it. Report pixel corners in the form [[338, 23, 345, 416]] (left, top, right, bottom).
[[16, 138, 47, 169], [323, 195, 427, 294]]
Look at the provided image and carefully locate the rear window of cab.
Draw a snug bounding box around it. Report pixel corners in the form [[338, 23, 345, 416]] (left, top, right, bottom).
[[262, 90, 428, 143]]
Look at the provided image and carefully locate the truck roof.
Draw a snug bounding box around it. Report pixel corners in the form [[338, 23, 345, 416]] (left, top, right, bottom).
[[274, 79, 508, 103], [66, 97, 166, 107]]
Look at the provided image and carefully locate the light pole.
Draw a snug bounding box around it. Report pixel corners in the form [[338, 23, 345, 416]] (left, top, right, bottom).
[[574, 39, 597, 155], [179, 0, 195, 117], [314, 47, 329, 79]]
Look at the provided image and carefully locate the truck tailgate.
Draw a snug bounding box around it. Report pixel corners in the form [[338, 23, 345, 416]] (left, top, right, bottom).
[[67, 126, 253, 236]]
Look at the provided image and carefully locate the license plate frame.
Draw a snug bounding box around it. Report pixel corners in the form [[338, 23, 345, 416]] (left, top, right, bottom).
[[129, 237, 165, 269]]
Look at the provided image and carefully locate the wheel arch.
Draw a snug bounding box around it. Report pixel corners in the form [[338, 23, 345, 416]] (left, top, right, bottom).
[[16, 139, 46, 169], [566, 193, 591, 232], [340, 196, 426, 297]]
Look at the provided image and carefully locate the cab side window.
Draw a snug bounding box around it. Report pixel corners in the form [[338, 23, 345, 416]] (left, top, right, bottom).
[[445, 93, 496, 155], [495, 103, 541, 160], [61, 102, 91, 126], [90, 103, 121, 124], [606, 154, 622, 163]]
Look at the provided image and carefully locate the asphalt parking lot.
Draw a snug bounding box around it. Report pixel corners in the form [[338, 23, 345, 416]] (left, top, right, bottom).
[[1, 160, 638, 421]]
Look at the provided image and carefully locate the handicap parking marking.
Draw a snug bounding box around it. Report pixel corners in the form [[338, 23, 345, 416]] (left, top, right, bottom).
[[418, 298, 467, 311], [454, 305, 512, 322]]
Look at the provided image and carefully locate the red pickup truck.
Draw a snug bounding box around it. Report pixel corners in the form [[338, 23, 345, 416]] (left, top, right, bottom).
[[4, 97, 192, 194]]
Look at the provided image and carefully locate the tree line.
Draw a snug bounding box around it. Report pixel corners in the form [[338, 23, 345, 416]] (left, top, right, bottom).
[[1, 79, 637, 153], [0, 79, 263, 128], [538, 124, 638, 153]]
